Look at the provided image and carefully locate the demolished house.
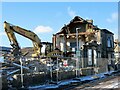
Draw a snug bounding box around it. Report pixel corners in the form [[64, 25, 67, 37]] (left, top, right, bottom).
[[52, 16, 114, 75]]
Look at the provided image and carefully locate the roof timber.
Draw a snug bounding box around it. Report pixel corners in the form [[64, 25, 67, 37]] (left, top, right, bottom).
[[58, 31, 97, 37], [57, 31, 97, 42]]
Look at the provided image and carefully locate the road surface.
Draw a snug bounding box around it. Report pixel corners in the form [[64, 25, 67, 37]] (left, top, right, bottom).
[[72, 75, 120, 90]]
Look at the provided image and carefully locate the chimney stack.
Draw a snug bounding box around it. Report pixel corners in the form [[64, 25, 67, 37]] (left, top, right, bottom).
[[86, 19, 93, 24]]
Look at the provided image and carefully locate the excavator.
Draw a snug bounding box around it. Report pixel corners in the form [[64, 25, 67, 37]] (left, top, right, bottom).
[[2, 22, 47, 86], [4, 21, 42, 59]]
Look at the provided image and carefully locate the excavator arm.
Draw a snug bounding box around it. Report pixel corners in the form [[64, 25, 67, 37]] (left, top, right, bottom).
[[4, 21, 42, 58], [4, 21, 21, 58]]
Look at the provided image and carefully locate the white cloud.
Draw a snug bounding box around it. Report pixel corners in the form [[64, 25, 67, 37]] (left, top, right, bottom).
[[107, 12, 118, 23], [33, 25, 53, 33], [67, 7, 76, 18], [0, 32, 6, 37]]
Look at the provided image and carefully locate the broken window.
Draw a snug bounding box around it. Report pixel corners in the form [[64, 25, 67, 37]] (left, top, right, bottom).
[[70, 42, 77, 51]]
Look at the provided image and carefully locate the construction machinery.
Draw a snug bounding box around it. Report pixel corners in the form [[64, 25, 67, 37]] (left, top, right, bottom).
[[4, 21, 42, 58], [3, 22, 47, 85]]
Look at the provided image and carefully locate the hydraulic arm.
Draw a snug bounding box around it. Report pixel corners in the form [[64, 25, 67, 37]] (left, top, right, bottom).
[[4, 21, 42, 58]]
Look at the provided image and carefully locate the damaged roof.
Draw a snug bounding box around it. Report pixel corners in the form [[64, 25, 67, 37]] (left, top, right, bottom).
[[55, 16, 113, 35]]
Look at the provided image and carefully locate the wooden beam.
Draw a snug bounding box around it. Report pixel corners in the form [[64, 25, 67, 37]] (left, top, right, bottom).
[[58, 31, 96, 37]]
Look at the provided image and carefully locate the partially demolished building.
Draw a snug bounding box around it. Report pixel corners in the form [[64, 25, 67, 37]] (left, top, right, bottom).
[[52, 16, 114, 74]]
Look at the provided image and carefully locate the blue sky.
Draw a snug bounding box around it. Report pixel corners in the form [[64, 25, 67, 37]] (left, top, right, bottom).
[[1, 2, 118, 48]]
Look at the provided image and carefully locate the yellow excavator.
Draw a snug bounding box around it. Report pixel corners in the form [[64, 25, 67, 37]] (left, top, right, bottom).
[[4, 21, 42, 59]]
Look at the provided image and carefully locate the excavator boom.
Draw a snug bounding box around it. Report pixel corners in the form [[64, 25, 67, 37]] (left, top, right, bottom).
[[4, 21, 21, 58], [4, 21, 42, 58]]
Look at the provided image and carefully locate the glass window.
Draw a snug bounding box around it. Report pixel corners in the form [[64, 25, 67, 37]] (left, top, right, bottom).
[[111, 37, 114, 48], [94, 50, 97, 65], [107, 37, 111, 47], [88, 49, 92, 65]]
